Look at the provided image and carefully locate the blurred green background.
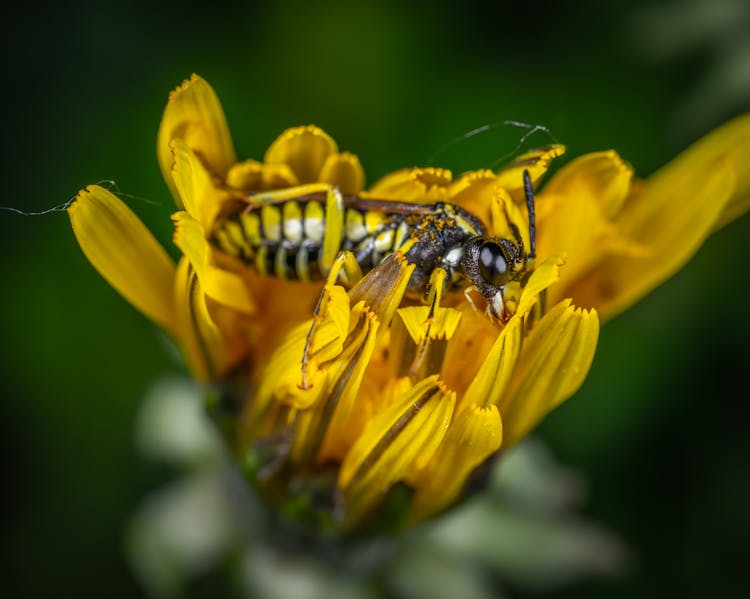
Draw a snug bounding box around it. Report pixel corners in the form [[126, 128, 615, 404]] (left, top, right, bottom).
[[2, 0, 749, 596]]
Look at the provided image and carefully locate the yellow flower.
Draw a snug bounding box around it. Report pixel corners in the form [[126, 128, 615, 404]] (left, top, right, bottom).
[[68, 74, 750, 531]]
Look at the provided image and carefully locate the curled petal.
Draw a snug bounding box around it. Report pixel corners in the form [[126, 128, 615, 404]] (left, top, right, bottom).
[[264, 125, 338, 184], [68, 186, 177, 336], [501, 300, 599, 447], [172, 211, 255, 315], [157, 74, 237, 205], [297, 304, 382, 463], [170, 139, 226, 231], [173, 258, 229, 380]]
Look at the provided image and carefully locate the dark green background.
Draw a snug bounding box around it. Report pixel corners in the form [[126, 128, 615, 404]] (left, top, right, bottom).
[[2, 1, 749, 596]]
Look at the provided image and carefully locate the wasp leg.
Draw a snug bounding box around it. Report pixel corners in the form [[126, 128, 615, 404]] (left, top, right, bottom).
[[248, 183, 339, 205], [463, 285, 481, 313], [408, 267, 447, 379], [299, 250, 363, 390]]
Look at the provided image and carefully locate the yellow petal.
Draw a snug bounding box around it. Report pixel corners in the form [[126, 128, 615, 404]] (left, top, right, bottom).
[[339, 375, 456, 526], [172, 257, 229, 380], [566, 156, 735, 320], [172, 211, 255, 314], [537, 152, 634, 300], [390, 306, 462, 380], [659, 112, 750, 231], [365, 168, 452, 202], [460, 316, 522, 411], [170, 139, 226, 231], [500, 300, 599, 447], [264, 125, 338, 184], [515, 253, 564, 318], [543, 151, 633, 219], [157, 75, 237, 205], [319, 152, 366, 195], [410, 403, 502, 521], [68, 185, 177, 335], [495, 145, 565, 198], [305, 305, 382, 462], [226, 159, 299, 191], [445, 169, 497, 231]]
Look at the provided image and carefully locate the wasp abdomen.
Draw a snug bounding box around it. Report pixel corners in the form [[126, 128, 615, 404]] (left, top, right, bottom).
[[211, 197, 415, 282]]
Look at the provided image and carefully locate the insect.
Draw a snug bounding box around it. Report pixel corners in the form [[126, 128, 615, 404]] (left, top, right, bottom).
[[210, 170, 537, 322]]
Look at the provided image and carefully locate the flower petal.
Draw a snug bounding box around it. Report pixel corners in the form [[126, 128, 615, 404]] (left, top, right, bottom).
[[565, 156, 735, 319], [339, 375, 456, 526], [460, 316, 522, 411], [300, 304, 382, 463], [68, 185, 177, 335], [172, 257, 230, 380], [171, 138, 236, 232], [500, 300, 599, 447], [495, 145, 565, 198], [410, 403, 502, 521], [537, 152, 634, 301], [365, 168, 452, 202], [172, 211, 255, 315], [543, 151, 633, 219], [445, 169, 497, 230], [390, 306, 463, 380], [319, 152, 366, 195], [264, 125, 338, 184], [157, 75, 237, 205], [662, 112, 750, 231], [226, 160, 299, 191]]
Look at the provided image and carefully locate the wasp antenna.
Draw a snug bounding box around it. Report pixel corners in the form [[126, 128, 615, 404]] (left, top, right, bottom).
[[523, 169, 536, 259]]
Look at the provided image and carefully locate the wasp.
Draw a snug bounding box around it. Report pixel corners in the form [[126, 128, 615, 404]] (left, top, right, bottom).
[[210, 170, 537, 322]]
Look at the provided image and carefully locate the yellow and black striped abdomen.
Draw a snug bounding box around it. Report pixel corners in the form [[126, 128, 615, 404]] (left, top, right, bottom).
[[211, 195, 413, 282], [210, 192, 487, 286]]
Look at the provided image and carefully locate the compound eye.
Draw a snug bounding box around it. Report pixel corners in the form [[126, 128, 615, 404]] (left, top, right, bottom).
[[478, 242, 509, 287]]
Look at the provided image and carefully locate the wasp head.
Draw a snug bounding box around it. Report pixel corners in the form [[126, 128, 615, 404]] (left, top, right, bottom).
[[460, 237, 530, 322]]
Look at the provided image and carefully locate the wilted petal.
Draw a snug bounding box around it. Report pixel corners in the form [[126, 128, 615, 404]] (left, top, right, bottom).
[[68, 186, 177, 336], [157, 75, 237, 205]]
